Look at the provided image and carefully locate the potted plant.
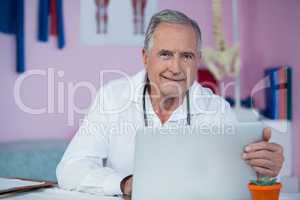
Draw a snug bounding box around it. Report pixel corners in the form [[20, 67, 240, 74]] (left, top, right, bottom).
[[248, 176, 282, 200]]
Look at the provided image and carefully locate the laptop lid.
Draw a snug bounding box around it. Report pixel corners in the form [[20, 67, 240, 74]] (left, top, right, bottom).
[[132, 122, 264, 200]]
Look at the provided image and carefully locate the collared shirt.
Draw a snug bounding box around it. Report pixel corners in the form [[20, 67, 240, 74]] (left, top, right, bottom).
[[56, 69, 237, 196]]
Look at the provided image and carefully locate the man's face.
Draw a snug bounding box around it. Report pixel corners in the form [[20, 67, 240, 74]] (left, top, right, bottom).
[[143, 22, 201, 99]]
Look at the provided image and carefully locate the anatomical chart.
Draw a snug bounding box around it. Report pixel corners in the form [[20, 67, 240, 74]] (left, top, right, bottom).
[[81, 0, 157, 46]]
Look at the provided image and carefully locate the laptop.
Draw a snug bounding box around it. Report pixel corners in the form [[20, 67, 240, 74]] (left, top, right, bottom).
[[132, 122, 264, 200]]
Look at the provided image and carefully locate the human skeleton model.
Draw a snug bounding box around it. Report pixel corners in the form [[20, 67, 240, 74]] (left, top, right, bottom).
[[131, 0, 147, 35], [202, 0, 240, 81], [95, 0, 110, 34]]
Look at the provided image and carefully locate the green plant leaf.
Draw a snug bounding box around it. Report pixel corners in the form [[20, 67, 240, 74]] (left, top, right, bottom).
[[250, 177, 277, 186]]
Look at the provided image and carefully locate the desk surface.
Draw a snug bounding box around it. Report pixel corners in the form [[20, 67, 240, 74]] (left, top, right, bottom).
[[1, 187, 300, 200]]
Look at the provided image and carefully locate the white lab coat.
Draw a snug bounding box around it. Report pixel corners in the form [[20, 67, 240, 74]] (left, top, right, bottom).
[[56, 69, 237, 196]]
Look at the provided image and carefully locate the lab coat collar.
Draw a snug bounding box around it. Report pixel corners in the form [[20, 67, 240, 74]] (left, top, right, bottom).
[[130, 69, 215, 117]]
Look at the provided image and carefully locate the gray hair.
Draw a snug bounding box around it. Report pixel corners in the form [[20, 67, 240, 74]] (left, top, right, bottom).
[[144, 9, 202, 53]]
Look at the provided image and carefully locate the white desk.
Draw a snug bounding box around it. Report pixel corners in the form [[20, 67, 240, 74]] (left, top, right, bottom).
[[1, 187, 300, 200]]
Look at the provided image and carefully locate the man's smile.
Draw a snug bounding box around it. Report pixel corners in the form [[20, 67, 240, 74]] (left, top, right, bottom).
[[160, 74, 186, 82]]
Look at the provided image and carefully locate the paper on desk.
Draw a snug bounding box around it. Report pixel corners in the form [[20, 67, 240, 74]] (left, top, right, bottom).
[[0, 187, 123, 200], [0, 178, 45, 191]]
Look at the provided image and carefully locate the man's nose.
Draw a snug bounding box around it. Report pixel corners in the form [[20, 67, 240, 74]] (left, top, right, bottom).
[[169, 56, 181, 74]]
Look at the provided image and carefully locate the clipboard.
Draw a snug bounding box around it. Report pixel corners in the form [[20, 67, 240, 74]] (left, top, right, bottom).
[[0, 177, 55, 196]]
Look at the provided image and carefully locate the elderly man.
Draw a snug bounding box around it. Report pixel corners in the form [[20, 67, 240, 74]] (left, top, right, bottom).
[[56, 9, 284, 196]]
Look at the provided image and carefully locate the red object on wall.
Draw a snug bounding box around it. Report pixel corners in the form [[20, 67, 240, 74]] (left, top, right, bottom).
[[197, 68, 219, 94], [49, 0, 57, 35]]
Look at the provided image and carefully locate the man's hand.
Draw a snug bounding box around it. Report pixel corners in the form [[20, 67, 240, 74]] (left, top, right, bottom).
[[242, 127, 284, 177], [121, 175, 133, 196]]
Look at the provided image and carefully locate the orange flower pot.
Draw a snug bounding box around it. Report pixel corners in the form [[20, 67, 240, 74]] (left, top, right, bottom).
[[248, 182, 282, 200]]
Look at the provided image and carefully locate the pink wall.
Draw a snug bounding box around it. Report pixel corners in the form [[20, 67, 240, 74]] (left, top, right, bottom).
[[1, 0, 232, 142], [0, 0, 143, 141], [0, 0, 299, 185]]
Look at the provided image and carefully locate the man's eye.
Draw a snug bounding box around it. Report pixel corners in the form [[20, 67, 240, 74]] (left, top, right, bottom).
[[183, 54, 193, 60], [160, 52, 171, 59]]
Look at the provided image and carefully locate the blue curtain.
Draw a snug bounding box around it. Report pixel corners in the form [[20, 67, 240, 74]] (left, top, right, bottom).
[[38, 0, 65, 49], [0, 0, 25, 73]]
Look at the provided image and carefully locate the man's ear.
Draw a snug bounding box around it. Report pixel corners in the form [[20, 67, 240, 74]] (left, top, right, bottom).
[[142, 48, 148, 70], [196, 51, 202, 66]]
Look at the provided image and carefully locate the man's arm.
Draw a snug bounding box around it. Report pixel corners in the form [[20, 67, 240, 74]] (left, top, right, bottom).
[[56, 128, 127, 195], [120, 175, 133, 196], [56, 88, 127, 196]]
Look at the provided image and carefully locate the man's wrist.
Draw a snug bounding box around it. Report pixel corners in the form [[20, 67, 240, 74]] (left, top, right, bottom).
[[120, 174, 133, 195]]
